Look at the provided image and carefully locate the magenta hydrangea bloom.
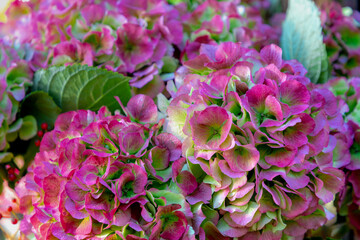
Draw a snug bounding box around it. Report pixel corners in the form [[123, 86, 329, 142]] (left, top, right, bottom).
[[180, 0, 279, 64], [163, 42, 350, 239], [1, 0, 184, 97], [17, 95, 194, 239], [319, 2, 360, 77]]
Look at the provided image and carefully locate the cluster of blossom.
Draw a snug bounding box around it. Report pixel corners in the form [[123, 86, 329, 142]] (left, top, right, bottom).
[[1, 0, 281, 99], [16, 94, 199, 239], [2, 0, 359, 239], [17, 42, 356, 239], [324, 77, 360, 237], [163, 42, 351, 239], [0, 40, 36, 183], [345, 121, 360, 237], [319, 1, 360, 77], [1, 0, 186, 97], [180, 0, 279, 63]]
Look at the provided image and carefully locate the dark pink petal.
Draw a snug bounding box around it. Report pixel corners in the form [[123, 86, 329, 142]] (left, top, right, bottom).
[[59, 193, 92, 236], [85, 194, 109, 211], [227, 202, 259, 226], [223, 144, 259, 172], [283, 221, 307, 237], [43, 174, 65, 209], [176, 171, 198, 196], [65, 180, 88, 202], [349, 170, 360, 199], [313, 168, 345, 203], [132, 164, 148, 193], [201, 15, 224, 35], [262, 183, 282, 207], [314, 89, 338, 116], [199, 44, 217, 62], [206, 42, 243, 70], [126, 94, 158, 123], [283, 127, 308, 148], [113, 208, 131, 227], [186, 183, 212, 205], [260, 44, 282, 68], [246, 84, 275, 113], [81, 4, 105, 25], [332, 133, 351, 168], [218, 160, 246, 178], [308, 129, 329, 156], [119, 130, 147, 156], [116, 23, 153, 72], [130, 64, 159, 89], [64, 198, 88, 219], [230, 61, 253, 83], [54, 111, 77, 131], [348, 203, 360, 235], [296, 209, 327, 230], [283, 171, 310, 190], [217, 218, 247, 238], [255, 64, 286, 85], [265, 95, 283, 121], [184, 54, 212, 72], [190, 106, 232, 150], [228, 182, 254, 206], [202, 221, 231, 240], [280, 80, 310, 115], [264, 146, 297, 167], [153, 205, 187, 240], [51, 223, 76, 240], [150, 146, 170, 170], [155, 133, 182, 162], [296, 113, 315, 135], [282, 188, 312, 219]]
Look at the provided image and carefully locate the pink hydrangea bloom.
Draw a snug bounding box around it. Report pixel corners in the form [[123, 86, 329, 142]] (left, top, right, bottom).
[[163, 42, 350, 239], [17, 95, 193, 239]]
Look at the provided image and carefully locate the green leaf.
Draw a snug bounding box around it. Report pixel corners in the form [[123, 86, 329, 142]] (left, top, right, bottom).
[[6, 118, 23, 142], [330, 78, 349, 96], [19, 115, 37, 141], [281, 0, 329, 84], [33, 64, 132, 112], [339, 27, 360, 49], [0, 152, 13, 164], [21, 91, 62, 129]]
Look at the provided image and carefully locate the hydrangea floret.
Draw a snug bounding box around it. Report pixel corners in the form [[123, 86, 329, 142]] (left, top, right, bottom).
[[16, 94, 195, 239], [163, 41, 349, 239]]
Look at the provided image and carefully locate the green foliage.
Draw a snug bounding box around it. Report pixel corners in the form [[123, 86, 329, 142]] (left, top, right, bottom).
[[19, 115, 37, 141], [21, 91, 62, 129], [33, 64, 132, 112], [281, 0, 329, 84]]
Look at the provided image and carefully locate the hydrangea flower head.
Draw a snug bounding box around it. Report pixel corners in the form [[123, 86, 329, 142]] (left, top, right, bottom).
[[163, 41, 350, 239], [17, 95, 193, 239]]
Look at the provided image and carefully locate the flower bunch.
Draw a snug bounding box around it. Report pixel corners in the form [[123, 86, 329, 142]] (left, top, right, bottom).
[[1, 0, 184, 97], [321, 77, 360, 238], [163, 42, 350, 239], [180, 0, 279, 63], [16, 94, 197, 239], [0, 40, 37, 185], [319, 1, 360, 77], [345, 121, 360, 238]]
